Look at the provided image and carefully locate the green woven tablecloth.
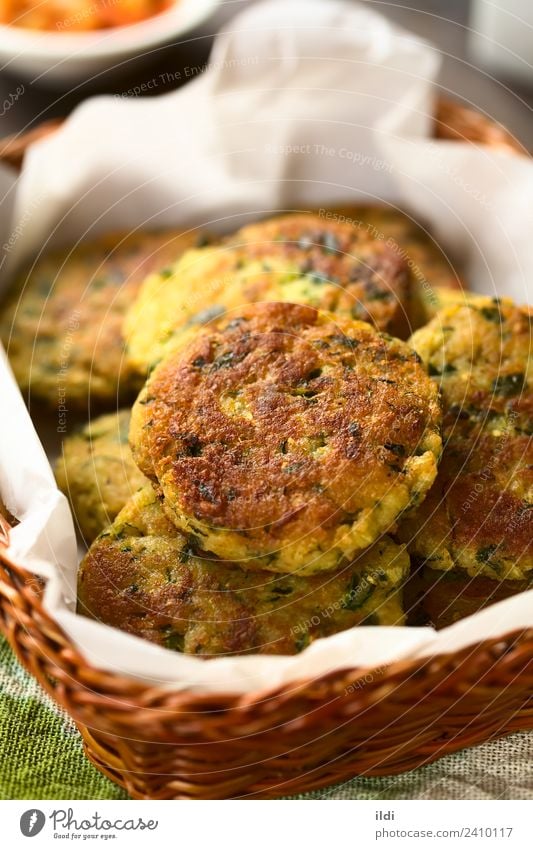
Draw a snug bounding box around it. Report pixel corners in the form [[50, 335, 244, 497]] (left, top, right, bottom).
[[1, 635, 531, 800]]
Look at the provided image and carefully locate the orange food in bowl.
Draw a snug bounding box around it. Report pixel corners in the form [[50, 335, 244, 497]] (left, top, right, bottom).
[[0, 0, 174, 31]]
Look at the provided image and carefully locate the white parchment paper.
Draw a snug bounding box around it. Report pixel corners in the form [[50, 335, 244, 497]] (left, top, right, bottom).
[[0, 0, 532, 692]]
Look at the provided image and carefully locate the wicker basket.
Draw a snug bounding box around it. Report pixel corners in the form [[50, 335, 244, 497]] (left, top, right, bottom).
[[0, 98, 532, 800]]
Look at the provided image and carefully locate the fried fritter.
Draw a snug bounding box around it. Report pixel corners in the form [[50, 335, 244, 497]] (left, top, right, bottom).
[[125, 212, 413, 374], [130, 302, 442, 575], [406, 566, 532, 629], [328, 205, 462, 292], [398, 298, 533, 580], [78, 487, 409, 656], [321, 205, 464, 326], [55, 410, 147, 543], [0, 229, 202, 407], [411, 284, 476, 324]]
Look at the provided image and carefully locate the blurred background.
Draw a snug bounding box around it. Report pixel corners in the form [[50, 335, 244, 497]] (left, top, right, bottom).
[[0, 0, 532, 147]]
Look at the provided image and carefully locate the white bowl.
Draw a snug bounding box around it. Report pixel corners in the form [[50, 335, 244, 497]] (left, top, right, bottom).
[[0, 0, 221, 85]]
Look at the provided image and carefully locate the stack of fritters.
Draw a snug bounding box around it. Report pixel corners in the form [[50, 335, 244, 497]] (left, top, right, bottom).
[[80, 298, 441, 655], [129, 301, 441, 574], [7, 207, 530, 653], [54, 409, 147, 543], [78, 487, 410, 656], [399, 296, 533, 626], [76, 211, 447, 656]]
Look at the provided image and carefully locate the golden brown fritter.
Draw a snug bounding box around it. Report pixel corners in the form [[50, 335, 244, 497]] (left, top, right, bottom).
[[130, 302, 442, 575], [406, 566, 532, 629], [230, 213, 412, 336], [321, 206, 465, 327], [125, 212, 413, 374], [0, 229, 203, 407], [78, 487, 409, 656], [409, 296, 531, 419], [398, 298, 533, 580], [327, 205, 462, 294], [412, 286, 479, 324], [398, 429, 533, 580], [55, 410, 147, 543]]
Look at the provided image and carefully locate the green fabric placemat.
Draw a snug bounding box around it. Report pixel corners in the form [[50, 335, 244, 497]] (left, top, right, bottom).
[[1, 635, 531, 800], [0, 637, 127, 800]]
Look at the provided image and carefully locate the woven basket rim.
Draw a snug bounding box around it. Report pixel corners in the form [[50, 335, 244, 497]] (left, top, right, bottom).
[[2, 533, 533, 708]]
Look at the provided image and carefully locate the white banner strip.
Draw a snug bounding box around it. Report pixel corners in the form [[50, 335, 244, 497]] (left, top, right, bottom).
[[1, 799, 531, 848]]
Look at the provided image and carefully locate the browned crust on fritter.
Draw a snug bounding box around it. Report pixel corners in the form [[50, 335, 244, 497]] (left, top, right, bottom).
[[325, 205, 463, 289], [131, 302, 441, 570], [0, 229, 201, 406], [399, 432, 533, 574], [54, 409, 148, 543], [227, 213, 413, 338], [78, 489, 408, 656], [407, 566, 532, 629], [411, 300, 533, 423], [399, 300, 533, 579], [448, 435, 533, 564]]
